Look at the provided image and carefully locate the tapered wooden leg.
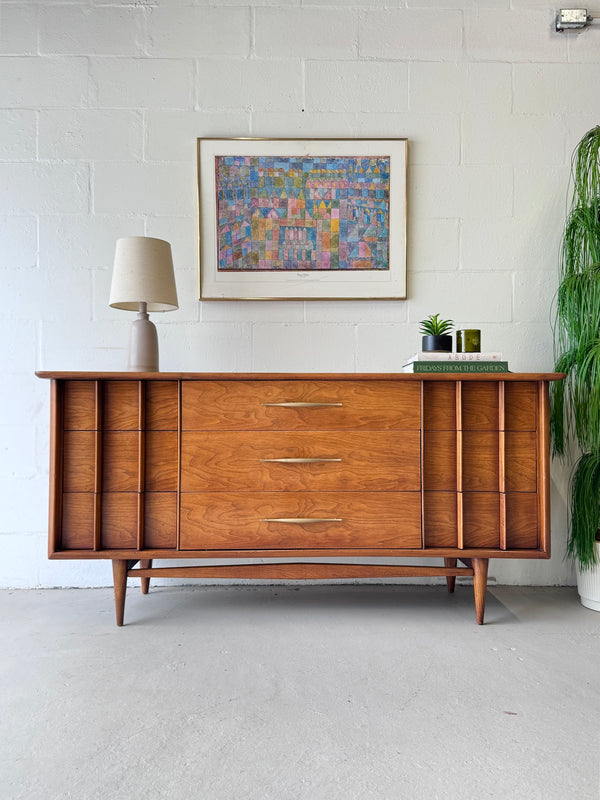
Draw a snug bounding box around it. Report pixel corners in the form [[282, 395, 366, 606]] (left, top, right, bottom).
[[472, 558, 489, 625], [444, 557, 457, 593], [140, 559, 152, 594], [112, 559, 128, 627]]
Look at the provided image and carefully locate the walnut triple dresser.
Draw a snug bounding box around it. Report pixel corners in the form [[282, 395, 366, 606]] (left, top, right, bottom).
[[37, 371, 563, 625]]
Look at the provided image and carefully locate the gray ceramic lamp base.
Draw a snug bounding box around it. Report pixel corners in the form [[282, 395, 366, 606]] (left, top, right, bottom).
[[128, 310, 159, 372]]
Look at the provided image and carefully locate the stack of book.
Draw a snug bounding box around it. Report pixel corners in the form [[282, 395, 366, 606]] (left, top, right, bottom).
[[403, 352, 509, 373]]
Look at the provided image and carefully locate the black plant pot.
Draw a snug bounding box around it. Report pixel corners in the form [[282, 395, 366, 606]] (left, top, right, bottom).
[[422, 334, 452, 352]]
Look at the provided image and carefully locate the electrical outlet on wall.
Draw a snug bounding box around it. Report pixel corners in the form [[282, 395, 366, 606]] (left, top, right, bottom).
[[556, 8, 590, 30]]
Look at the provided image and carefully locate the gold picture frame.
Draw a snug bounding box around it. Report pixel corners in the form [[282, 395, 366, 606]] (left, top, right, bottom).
[[197, 138, 407, 300]]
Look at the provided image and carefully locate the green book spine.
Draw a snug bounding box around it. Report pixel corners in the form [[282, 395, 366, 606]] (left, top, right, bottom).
[[406, 361, 509, 373]]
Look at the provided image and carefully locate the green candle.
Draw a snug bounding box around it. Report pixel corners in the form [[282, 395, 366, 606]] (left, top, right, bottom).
[[456, 329, 481, 353]]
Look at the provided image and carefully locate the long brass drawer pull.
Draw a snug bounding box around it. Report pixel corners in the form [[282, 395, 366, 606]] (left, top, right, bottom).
[[260, 457, 342, 464], [262, 402, 343, 408], [261, 517, 343, 524]]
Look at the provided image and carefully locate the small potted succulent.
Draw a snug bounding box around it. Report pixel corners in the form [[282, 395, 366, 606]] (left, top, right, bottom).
[[419, 313, 454, 352]]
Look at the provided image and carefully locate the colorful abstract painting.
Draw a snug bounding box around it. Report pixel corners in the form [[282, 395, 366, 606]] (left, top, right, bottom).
[[215, 155, 390, 272]]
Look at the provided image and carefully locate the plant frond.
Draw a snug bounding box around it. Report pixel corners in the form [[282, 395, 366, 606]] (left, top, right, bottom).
[[550, 348, 577, 456], [551, 126, 600, 568], [561, 207, 600, 281], [569, 452, 600, 567], [569, 126, 600, 214], [418, 313, 453, 336]]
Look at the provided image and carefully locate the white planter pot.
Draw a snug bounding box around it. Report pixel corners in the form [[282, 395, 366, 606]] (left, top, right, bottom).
[[576, 542, 600, 611]]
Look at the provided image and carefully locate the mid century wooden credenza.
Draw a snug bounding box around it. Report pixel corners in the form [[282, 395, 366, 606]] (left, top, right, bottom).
[[37, 371, 563, 625]]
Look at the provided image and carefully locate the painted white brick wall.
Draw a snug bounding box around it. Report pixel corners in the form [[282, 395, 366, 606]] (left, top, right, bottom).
[[360, 9, 463, 60], [4, 0, 597, 589], [39, 7, 145, 56]]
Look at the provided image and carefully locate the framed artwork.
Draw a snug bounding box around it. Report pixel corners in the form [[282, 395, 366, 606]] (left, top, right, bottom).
[[197, 138, 407, 300]]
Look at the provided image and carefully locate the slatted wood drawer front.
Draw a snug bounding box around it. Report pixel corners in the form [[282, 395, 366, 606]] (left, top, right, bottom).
[[179, 492, 422, 550], [422, 380, 541, 552], [58, 379, 179, 552], [60, 381, 98, 549], [181, 380, 421, 430]]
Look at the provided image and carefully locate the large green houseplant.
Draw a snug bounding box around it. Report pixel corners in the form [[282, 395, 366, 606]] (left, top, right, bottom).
[[551, 126, 600, 577]]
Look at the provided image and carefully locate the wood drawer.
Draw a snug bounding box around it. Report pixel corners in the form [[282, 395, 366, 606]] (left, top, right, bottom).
[[181, 430, 421, 492], [180, 491, 422, 550], [181, 380, 421, 431], [62, 379, 179, 431]]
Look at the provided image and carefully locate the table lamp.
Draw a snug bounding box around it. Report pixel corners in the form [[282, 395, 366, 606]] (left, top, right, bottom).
[[109, 236, 178, 372]]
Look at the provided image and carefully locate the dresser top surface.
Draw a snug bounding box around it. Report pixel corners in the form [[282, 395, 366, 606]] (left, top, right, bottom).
[[36, 371, 565, 382]]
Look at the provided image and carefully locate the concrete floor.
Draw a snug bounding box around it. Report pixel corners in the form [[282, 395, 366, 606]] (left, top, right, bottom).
[[1, 583, 599, 800]]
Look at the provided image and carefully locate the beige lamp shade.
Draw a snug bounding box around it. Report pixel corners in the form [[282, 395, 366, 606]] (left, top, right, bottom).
[[109, 236, 178, 372], [109, 236, 178, 312]]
